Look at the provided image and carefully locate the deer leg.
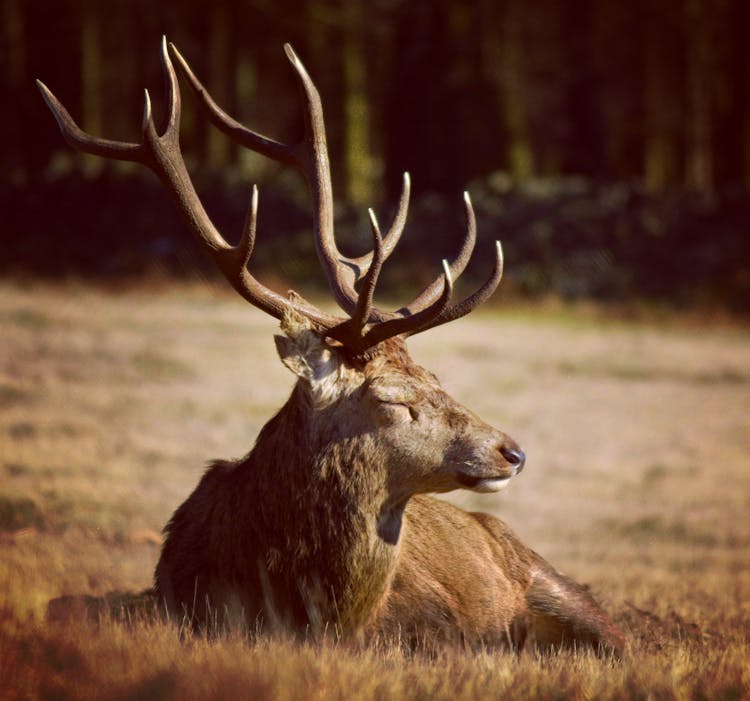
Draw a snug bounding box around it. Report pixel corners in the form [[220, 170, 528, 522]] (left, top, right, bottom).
[[525, 564, 626, 657]]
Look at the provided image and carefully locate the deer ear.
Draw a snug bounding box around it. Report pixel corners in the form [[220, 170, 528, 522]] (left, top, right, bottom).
[[274, 307, 343, 397], [273, 331, 339, 388], [274, 334, 312, 379]]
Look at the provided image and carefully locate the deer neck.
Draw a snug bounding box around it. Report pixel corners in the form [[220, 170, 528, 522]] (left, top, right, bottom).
[[247, 385, 403, 633], [308, 435, 403, 630]]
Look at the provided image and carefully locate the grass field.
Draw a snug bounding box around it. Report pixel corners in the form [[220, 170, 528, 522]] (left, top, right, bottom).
[[1, 281, 749, 700]]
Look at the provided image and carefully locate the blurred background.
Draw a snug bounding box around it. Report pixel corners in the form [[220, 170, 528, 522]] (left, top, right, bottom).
[[2, 0, 749, 313]]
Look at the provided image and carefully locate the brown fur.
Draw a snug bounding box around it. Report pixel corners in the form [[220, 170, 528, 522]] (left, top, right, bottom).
[[155, 318, 626, 656]]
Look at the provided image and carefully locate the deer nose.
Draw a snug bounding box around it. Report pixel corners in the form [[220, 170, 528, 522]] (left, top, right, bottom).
[[501, 446, 526, 474]]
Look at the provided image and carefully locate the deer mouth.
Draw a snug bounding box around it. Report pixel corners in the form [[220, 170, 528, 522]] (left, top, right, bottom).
[[455, 473, 513, 493]]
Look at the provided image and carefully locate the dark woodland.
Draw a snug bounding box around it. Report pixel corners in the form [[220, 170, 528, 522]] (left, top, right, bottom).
[[2, 0, 749, 311]]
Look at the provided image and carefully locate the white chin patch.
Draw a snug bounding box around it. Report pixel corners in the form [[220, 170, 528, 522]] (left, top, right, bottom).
[[473, 477, 512, 493]]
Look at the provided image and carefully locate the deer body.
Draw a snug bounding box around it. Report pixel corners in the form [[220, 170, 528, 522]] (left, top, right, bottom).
[[39, 39, 626, 656], [382, 498, 626, 651], [156, 333, 521, 634], [155, 331, 624, 654]]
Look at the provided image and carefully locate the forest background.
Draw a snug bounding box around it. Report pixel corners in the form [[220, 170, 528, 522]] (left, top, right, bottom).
[[2, 0, 749, 313]]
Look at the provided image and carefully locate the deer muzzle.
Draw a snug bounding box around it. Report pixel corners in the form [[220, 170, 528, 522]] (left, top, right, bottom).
[[454, 435, 526, 493]]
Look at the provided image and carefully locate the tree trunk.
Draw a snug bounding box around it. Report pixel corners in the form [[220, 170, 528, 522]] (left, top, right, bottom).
[[206, 0, 235, 171], [481, 0, 534, 182], [3, 0, 26, 182], [684, 0, 714, 191], [643, 2, 679, 191], [342, 0, 375, 206]]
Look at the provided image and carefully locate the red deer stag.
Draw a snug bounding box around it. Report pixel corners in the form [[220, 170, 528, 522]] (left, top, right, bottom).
[[38, 38, 626, 656]]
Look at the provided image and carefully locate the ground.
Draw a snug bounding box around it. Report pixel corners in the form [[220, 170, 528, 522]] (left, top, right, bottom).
[[1, 281, 749, 700]]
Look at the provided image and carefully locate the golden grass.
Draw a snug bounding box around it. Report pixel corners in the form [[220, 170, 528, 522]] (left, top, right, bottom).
[[1, 281, 749, 700]]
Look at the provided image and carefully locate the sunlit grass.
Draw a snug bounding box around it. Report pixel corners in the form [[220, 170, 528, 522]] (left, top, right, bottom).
[[1, 281, 749, 699], [2, 610, 748, 700]]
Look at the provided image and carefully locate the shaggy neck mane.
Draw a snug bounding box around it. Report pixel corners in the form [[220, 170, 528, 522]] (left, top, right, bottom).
[[237, 358, 402, 633]]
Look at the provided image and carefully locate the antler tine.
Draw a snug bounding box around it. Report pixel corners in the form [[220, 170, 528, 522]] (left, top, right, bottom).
[[354, 195, 501, 346], [396, 190, 477, 317], [357, 261, 454, 350], [326, 209, 386, 349], [212, 188, 335, 327], [238, 185, 259, 269], [282, 43, 367, 316], [36, 80, 143, 162], [36, 37, 178, 167], [349, 209, 385, 332], [161, 35, 181, 134], [281, 49, 409, 315], [168, 42, 296, 167], [407, 241, 504, 337], [348, 172, 411, 280]]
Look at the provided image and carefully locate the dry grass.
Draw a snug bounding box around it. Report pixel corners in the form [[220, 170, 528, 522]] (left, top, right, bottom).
[[1, 280, 749, 700]]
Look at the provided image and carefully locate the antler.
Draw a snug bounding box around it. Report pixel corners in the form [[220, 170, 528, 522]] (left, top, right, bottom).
[[36, 37, 336, 332], [37, 37, 503, 355]]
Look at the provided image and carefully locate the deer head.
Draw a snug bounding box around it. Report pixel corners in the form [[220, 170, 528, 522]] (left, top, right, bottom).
[[276, 308, 524, 543]]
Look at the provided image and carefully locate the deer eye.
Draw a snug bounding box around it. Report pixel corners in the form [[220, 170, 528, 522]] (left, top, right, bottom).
[[377, 401, 416, 424]]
